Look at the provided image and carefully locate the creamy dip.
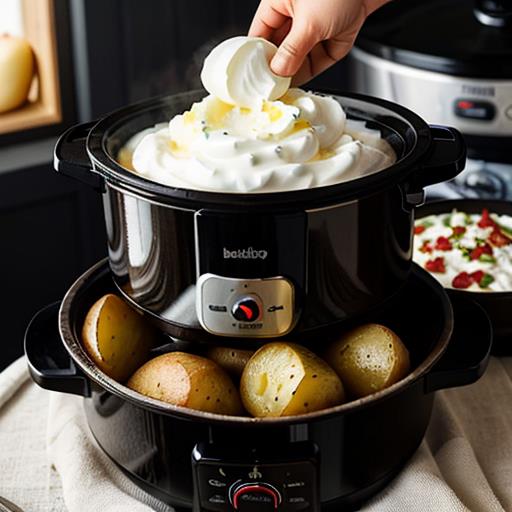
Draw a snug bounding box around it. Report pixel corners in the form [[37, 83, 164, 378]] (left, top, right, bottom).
[[119, 36, 396, 193], [413, 209, 512, 292]]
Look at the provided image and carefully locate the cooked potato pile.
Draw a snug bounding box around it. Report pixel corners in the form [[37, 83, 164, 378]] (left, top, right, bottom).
[[324, 323, 410, 398], [81, 294, 411, 417], [82, 294, 155, 382], [127, 352, 243, 415], [206, 346, 254, 378], [240, 343, 345, 417]]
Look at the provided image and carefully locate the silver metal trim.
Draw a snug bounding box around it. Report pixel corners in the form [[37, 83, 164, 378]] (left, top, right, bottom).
[[196, 273, 296, 338], [350, 47, 512, 137], [105, 180, 196, 212]]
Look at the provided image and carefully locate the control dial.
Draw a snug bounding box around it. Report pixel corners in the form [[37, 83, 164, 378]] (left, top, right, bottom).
[[231, 296, 262, 323], [231, 482, 281, 510]]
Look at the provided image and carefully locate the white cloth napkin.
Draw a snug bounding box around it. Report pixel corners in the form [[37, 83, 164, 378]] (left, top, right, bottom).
[[1, 356, 512, 512]]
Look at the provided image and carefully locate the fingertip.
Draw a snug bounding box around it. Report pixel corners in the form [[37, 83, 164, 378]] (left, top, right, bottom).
[[270, 50, 299, 78], [270, 51, 289, 77], [248, 20, 271, 39], [271, 23, 318, 78]]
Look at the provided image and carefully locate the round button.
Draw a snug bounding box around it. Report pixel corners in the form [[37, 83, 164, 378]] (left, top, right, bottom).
[[231, 297, 261, 322], [231, 483, 281, 510]]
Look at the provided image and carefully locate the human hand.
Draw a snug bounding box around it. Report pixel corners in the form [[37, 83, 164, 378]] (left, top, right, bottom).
[[249, 0, 389, 84]]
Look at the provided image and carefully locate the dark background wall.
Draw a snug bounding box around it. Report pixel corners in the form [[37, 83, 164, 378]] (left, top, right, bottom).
[[70, 0, 349, 119], [0, 0, 350, 370]]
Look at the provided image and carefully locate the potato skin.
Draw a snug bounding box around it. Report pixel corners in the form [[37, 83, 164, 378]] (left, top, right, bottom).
[[81, 294, 155, 382], [206, 347, 254, 378], [325, 323, 410, 398], [240, 342, 344, 418], [127, 352, 243, 415]]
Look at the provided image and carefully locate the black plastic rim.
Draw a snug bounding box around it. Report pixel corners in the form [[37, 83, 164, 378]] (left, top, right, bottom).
[[58, 258, 453, 427], [356, 0, 512, 78], [85, 90, 432, 211]]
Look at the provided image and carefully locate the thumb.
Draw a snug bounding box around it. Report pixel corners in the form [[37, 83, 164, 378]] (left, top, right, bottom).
[[271, 21, 318, 77]]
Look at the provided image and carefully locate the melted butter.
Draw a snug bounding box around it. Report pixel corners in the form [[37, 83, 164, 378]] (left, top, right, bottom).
[[205, 98, 235, 128], [279, 92, 295, 105], [309, 147, 336, 162], [289, 119, 311, 135], [262, 101, 283, 122], [117, 147, 135, 171], [183, 111, 196, 125], [167, 140, 189, 158]]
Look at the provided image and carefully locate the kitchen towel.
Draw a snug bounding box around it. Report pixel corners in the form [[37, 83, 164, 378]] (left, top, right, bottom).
[[1, 356, 512, 512]]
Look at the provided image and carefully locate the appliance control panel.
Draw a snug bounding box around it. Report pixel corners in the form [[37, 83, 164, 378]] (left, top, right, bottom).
[[350, 47, 512, 137], [196, 274, 295, 337], [192, 443, 319, 511]]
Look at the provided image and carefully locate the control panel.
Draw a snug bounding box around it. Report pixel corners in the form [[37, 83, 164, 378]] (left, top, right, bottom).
[[192, 443, 319, 511], [350, 46, 512, 137], [196, 274, 295, 337], [454, 99, 496, 121]]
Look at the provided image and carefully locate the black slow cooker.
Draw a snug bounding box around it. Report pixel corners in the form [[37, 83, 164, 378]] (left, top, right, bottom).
[[54, 90, 465, 343], [25, 259, 491, 511], [24, 89, 488, 511]]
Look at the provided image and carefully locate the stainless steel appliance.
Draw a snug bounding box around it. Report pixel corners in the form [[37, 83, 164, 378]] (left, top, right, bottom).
[[350, 0, 512, 200]]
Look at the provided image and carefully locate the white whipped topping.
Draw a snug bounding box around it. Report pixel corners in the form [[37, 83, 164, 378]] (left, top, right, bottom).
[[201, 36, 291, 109], [121, 36, 396, 194]]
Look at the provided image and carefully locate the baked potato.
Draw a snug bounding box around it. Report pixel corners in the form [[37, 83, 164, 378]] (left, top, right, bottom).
[[325, 323, 410, 398], [206, 346, 254, 378], [240, 342, 344, 417], [82, 293, 155, 382], [127, 352, 243, 415]]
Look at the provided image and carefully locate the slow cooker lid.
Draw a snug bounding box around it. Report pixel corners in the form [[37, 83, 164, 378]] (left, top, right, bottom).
[[356, 0, 512, 78]]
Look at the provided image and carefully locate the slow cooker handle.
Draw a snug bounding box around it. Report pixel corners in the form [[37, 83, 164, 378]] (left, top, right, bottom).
[[424, 296, 492, 393], [407, 125, 466, 199], [24, 302, 91, 397], [54, 121, 103, 191]]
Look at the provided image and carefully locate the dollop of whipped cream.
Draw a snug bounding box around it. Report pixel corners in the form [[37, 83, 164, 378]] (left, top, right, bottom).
[[123, 36, 396, 193], [200, 36, 291, 108]]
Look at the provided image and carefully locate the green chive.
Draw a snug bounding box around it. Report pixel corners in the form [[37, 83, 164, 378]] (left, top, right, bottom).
[[498, 223, 512, 237], [479, 254, 496, 263], [479, 274, 494, 288]]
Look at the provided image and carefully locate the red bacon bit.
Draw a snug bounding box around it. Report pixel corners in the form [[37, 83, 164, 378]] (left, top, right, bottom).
[[470, 243, 493, 261], [435, 236, 452, 251], [478, 208, 497, 228], [489, 227, 512, 247], [452, 226, 466, 237], [414, 225, 426, 235], [419, 240, 433, 253], [470, 270, 485, 283], [454, 270, 493, 289], [452, 272, 473, 289], [425, 257, 446, 273]]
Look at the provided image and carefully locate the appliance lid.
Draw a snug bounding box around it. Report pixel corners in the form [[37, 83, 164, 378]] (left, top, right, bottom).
[[356, 0, 512, 78]]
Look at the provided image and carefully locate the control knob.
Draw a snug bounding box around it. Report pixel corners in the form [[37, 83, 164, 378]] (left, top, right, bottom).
[[230, 482, 281, 511], [231, 296, 261, 323]]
